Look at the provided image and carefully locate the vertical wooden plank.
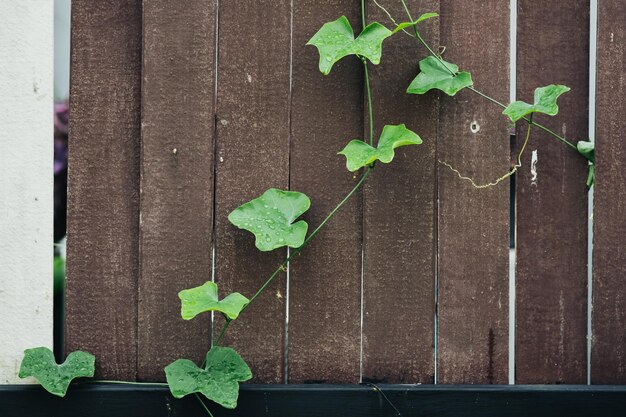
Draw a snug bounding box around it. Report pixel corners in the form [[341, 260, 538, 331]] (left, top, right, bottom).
[[214, 0, 291, 383], [138, 0, 216, 381], [437, 1, 510, 383], [66, 0, 142, 380], [592, 0, 626, 384], [288, 0, 363, 384], [361, 1, 438, 383], [0, 1, 53, 384], [515, 1, 589, 384]]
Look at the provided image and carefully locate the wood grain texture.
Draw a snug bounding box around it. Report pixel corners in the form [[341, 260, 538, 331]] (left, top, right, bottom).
[[514, 1, 589, 384], [288, 0, 363, 384], [138, 0, 216, 381], [592, 0, 626, 384], [66, 0, 142, 380], [213, 0, 291, 384], [361, 0, 438, 384], [437, 0, 510, 384]]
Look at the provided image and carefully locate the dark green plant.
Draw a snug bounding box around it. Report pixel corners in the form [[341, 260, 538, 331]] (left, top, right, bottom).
[[21, 0, 593, 414]]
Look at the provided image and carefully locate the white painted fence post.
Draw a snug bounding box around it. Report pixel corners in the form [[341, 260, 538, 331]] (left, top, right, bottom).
[[0, 1, 54, 384]]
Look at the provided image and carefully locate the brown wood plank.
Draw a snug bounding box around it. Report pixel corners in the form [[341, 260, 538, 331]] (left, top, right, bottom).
[[288, 0, 363, 384], [592, 0, 626, 384], [361, 0, 438, 384], [65, 0, 142, 380], [138, 0, 216, 381], [437, 0, 510, 384], [213, 0, 291, 384], [514, 1, 590, 384]]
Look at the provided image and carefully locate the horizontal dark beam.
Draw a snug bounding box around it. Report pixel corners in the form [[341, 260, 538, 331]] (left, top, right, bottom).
[[1, 384, 626, 416]]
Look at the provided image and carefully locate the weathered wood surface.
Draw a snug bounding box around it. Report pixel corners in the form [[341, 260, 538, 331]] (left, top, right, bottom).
[[515, 1, 590, 384], [138, 0, 216, 381], [592, 0, 626, 384], [288, 0, 364, 384], [436, 0, 510, 384], [66, 0, 142, 380], [213, 0, 291, 384], [361, 0, 438, 384]]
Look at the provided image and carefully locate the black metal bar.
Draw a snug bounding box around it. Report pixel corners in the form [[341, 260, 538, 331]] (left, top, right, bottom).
[[1, 384, 626, 417]]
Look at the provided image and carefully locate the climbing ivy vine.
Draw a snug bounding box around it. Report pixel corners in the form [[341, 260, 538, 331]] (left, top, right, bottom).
[[20, 0, 593, 414]]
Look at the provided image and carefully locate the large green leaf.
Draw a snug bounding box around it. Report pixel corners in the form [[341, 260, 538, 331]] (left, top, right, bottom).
[[179, 281, 249, 321], [407, 56, 473, 96], [577, 140, 595, 187], [307, 16, 392, 75], [165, 347, 252, 409], [338, 124, 422, 172], [228, 188, 310, 251], [392, 12, 439, 34], [503, 84, 570, 122], [19, 347, 94, 397]]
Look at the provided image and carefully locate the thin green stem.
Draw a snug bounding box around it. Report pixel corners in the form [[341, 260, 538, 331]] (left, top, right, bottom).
[[361, 0, 367, 29], [195, 393, 215, 417], [213, 168, 373, 347], [363, 60, 374, 146], [214, 319, 231, 346], [393, 0, 578, 152]]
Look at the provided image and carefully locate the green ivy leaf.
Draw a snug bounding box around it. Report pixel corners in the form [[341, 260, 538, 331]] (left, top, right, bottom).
[[228, 188, 310, 251], [165, 346, 252, 409], [407, 56, 473, 96], [577, 140, 594, 163], [392, 12, 439, 34], [19, 347, 95, 397], [503, 84, 570, 122], [577, 141, 595, 187], [307, 16, 392, 75], [338, 124, 422, 172], [179, 281, 249, 321]]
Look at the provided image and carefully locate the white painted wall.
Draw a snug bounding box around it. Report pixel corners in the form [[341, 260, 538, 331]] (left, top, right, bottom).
[[0, 1, 54, 384]]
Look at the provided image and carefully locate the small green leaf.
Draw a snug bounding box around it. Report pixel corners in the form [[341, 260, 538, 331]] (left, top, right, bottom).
[[392, 13, 439, 34], [407, 56, 473, 96], [19, 347, 95, 397], [165, 347, 252, 409], [228, 188, 311, 251], [503, 84, 570, 122], [338, 124, 422, 172], [577, 140, 594, 163], [179, 281, 249, 321], [307, 16, 392, 75], [586, 164, 595, 188]]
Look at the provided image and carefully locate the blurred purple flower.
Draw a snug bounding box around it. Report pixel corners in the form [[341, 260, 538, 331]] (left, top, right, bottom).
[[54, 102, 68, 175]]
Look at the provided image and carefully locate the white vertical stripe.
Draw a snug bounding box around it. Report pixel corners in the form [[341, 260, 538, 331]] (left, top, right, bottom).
[[587, 0, 598, 386], [508, 0, 518, 386], [0, 1, 54, 384]]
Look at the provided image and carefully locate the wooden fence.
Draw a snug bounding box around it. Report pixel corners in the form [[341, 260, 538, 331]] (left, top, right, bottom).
[[66, 0, 626, 385]]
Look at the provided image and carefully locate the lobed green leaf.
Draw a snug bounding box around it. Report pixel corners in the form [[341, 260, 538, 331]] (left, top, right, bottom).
[[407, 56, 473, 96], [19, 347, 95, 397], [228, 188, 310, 251], [339, 124, 422, 172], [165, 347, 252, 409], [503, 84, 570, 122], [179, 281, 249, 321], [307, 16, 392, 75]]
